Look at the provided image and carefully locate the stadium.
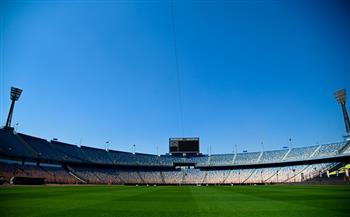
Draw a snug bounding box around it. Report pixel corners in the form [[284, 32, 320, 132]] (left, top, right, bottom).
[[1, 125, 350, 186], [1, 98, 350, 185], [1, 1, 350, 217]]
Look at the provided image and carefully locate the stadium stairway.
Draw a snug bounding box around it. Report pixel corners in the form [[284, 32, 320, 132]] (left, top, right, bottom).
[[159, 171, 165, 184], [222, 170, 231, 184], [309, 145, 322, 158], [68, 172, 86, 184], [338, 141, 350, 154], [282, 149, 291, 161], [242, 169, 256, 184], [115, 172, 126, 184], [257, 152, 264, 163], [201, 171, 208, 184], [283, 166, 308, 183], [137, 170, 145, 184], [65, 165, 87, 183], [232, 154, 237, 164], [264, 169, 280, 183]]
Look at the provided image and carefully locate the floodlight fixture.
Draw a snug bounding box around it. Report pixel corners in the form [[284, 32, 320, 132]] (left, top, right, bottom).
[[10, 87, 22, 101], [334, 89, 346, 105], [5, 87, 23, 129]]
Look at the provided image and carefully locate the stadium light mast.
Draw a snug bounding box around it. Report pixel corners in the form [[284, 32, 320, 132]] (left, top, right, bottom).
[[105, 141, 110, 151], [334, 88, 350, 140], [5, 87, 23, 129]]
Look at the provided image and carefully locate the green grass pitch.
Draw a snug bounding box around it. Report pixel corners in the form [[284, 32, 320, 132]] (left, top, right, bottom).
[[0, 185, 349, 217]]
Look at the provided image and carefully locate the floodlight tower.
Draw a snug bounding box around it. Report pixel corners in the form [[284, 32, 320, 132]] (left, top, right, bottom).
[[5, 87, 23, 129], [334, 88, 350, 140]]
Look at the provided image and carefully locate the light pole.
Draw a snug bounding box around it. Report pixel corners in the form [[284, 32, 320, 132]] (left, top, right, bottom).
[[288, 138, 292, 149], [5, 87, 23, 129], [105, 141, 110, 151], [334, 88, 350, 140]]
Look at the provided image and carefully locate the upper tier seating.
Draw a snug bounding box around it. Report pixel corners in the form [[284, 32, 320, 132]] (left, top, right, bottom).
[[18, 133, 68, 161], [107, 150, 136, 165], [260, 149, 288, 163], [283, 145, 318, 161], [0, 129, 36, 158], [0, 128, 347, 167], [50, 141, 87, 162], [209, 154, 235, 166], [234, 152, 261, 164], [313, 142, 346, 158], [343, 143, 350, 154], [81, 146, 113, 164], [133, 153, 161, 166], [190, 156, 208, 166]]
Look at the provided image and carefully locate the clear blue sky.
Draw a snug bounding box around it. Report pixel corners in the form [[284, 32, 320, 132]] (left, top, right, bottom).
[[0, 0, 349, 155]]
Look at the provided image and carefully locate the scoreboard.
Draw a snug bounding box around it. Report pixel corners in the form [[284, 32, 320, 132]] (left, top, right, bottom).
[[169, 137, 200, 154]]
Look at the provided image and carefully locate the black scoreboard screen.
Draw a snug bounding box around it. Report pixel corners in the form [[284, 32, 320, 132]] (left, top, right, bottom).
[[169, 137, 200, 154]]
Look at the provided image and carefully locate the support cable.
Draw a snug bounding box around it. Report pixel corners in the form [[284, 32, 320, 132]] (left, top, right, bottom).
[[171, 0, 184, 135]]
